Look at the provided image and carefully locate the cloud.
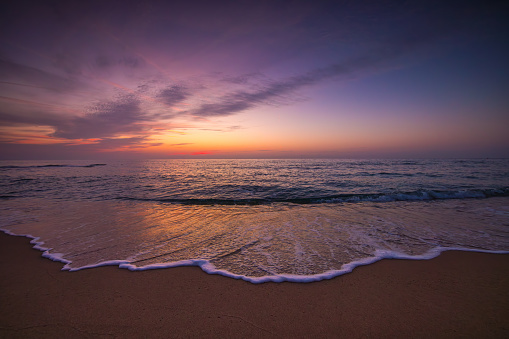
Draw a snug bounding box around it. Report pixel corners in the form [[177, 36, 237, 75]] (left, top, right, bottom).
[[91, 136, 161, 149], [0, 80, 190, 148], [52, 94, 148, 139], [157, 85, 188, 106], [221, 72, 261, 85], [198, 125, 243, 132], [170, 142, 194, 146], [0, 112, 58, 134], [188, 23, 462, 118], [2, 0, 503, 160], [0, 135, 162, 160], [92, 55, 144, 70], [0, 98, 69, 127], [0, 19, 453, 149], [189, 61, 356, 117], [120, 56, 143, 68], [0, 57, 81, 93]]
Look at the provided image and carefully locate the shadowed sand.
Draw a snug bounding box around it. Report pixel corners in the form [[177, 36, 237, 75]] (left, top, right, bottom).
[[1, 232, 508, 338]]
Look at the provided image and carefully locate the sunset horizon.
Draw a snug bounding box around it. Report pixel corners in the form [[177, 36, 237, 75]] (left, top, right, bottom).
[[1, 2, 509, 336], [1, 0, 508, 160]]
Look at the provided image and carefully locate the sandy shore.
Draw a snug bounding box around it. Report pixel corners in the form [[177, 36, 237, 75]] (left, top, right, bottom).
[[0, 232, 508, 338]]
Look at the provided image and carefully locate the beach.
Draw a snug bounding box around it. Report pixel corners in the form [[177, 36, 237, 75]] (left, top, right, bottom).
[[2, 0, 508, 335], [1, 232, 508, 338]]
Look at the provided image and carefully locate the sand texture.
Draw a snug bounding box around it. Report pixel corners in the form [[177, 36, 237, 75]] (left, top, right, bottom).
[[1, 232, 508, 338]]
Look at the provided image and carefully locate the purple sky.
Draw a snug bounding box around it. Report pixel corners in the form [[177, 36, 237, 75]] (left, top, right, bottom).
[[1, 0, 508, 159]]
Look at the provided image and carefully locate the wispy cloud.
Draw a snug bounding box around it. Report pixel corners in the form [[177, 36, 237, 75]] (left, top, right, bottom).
[[170, 142, 194, 146], [188, 22, 462, 118], [0, 22, 464, 150], [220, 72, 261, 85], [188, 56, 388, 117], [91, 55, 144, 70], [198, 125, 244, 132], [1, 0, 506, 159], [0, 57, 82, 93], [52, 94, 147, 139], [0, 98, 72, 127], [91, 136, 162, 149]]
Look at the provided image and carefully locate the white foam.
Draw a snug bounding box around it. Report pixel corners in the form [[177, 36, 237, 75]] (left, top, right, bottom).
[[117, 247, 509, 283], [1, 229, 72, 266], [4, 228, 506, 284]]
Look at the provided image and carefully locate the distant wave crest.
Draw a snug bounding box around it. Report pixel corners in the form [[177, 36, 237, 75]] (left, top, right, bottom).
[[0, 163, 106, 169], [116, 187, 509, 205]]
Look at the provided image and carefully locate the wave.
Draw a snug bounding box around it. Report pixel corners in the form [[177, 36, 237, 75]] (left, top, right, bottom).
[[116, 187, 509, 205], [0, 195, 17, 199], [2, 228, 507, 284], [0, 163, 106, 169]]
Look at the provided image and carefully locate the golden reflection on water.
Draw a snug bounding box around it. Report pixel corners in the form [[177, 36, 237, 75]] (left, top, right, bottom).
[[1, 197, 508, 276]]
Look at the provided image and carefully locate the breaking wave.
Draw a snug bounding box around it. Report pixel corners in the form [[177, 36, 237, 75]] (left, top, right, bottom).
[[116, 187, 509, 205]]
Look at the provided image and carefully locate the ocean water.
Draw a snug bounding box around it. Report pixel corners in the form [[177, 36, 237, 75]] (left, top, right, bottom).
[[1, 159, 508, 282]]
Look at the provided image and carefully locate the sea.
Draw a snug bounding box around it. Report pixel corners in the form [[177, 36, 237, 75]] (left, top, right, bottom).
[[1, 159, 508, 283]]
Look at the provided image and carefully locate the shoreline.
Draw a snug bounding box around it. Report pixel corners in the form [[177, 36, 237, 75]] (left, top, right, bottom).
[[1, 232, 508, 338], [3, 226, 509, 283]]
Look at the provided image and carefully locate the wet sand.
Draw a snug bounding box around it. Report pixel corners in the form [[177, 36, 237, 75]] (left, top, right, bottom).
[[1, 232, 508, 338]]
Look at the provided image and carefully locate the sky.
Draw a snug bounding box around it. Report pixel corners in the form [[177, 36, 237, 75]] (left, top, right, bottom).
[[1, 0, 508, 160]]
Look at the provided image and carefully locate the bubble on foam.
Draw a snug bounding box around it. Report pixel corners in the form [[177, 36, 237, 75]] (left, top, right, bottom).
[[117, 247, 509, 284], [6, 226, 506, 284]]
